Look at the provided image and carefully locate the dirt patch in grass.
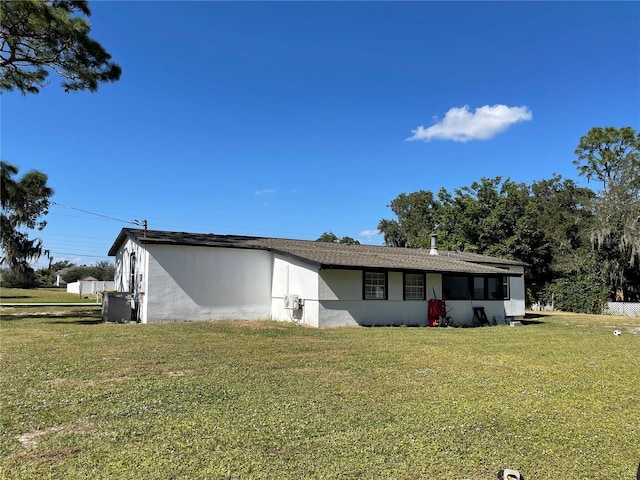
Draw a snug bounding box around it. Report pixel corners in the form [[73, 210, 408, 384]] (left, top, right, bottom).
[[16, 423, 102, 451], [48, 378, 96, 388], [16, 426, 66, 449]]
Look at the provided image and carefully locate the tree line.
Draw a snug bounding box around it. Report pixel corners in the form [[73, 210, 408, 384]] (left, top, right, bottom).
[[0, 259, 115, 289], [376, 127, 639, 312]]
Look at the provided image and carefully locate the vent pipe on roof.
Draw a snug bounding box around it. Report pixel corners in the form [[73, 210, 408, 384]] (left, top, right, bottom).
[[429, 233, 439, 255]]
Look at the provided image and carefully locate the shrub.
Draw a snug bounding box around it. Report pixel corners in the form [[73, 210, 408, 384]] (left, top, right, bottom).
[[0, 266, 39, 288], [542, 272, 609, 314]]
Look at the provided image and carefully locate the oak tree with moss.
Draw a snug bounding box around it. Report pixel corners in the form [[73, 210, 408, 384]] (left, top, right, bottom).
[[1, 162, 54, 286], [574, 126, 640, 301]]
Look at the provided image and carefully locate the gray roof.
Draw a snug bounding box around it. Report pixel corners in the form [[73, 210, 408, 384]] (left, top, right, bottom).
[[437, 250, 529, 267], [108, 228, 524, 276]]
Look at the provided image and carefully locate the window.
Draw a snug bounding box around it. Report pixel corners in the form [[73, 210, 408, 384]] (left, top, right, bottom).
[[502, 276, 510, 300], [364, 271, 387, 300], [472, 277, 485, 299], [443, 275, 469, 300], [443, 275, 511, 301], [488, 276, 510, 299], [129, 253, 136, 294], [404, 272, 425, 300], [488, 277, 501, 299]]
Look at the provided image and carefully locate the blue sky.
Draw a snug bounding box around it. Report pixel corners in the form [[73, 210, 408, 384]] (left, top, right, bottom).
[[2, 1, 639, 268]]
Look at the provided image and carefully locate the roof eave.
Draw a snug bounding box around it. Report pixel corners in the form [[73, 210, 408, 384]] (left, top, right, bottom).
[[107, 228, 136, 256], [318, 262, 521, 276]]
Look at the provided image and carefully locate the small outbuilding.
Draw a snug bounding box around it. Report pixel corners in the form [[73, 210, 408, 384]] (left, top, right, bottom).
[[107, 228, 527, 327]]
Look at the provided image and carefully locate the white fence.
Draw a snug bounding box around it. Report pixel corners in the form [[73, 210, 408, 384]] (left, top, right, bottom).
[[603, 302, 640, 317], [67, 280, 115, 296]]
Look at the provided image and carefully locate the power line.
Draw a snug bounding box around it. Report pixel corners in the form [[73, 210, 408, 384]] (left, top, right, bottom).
[[48, 251, 111, 259], [50, 202, 147, 232], [50, 202, 135, 224]]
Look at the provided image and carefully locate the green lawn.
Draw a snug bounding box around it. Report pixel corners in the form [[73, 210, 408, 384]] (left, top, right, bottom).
[[0, 287, 99, 304], [1, 305, 638, 479]]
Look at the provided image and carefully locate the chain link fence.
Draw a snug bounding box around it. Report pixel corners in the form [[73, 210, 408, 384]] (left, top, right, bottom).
[[603, 302, 640, 317]]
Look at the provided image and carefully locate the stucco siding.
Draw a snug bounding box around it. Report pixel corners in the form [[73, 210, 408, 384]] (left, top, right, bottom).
[[113, 238, 149, 322], [114, 238, 148, 294], [504, 265, 526, 318], [444, 300, 508, 326], [270, 255, 319, 327], [317, 269, 432, 327], [144, 245, 273, 323], [318, 269, 361, 301], [318, 300, 429, 327]]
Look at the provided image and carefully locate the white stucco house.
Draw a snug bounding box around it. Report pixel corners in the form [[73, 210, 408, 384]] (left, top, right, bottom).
[[107, 228, 527, 328]]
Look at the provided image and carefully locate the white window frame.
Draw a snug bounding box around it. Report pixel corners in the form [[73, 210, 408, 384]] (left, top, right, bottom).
[[363, 271, 387, 300], [404, 272, 425, 300]]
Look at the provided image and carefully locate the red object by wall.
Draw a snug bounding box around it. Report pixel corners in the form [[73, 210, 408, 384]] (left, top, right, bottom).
[[428, 299, 445, 327]]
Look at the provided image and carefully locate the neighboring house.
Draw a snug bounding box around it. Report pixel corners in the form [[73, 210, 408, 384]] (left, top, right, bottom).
[[107, 228, 527, 327], [55, 267, 73, 287]]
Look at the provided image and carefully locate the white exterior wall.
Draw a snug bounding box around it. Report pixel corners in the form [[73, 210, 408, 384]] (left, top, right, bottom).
[[270, 255, 319, 327], [444, 300, 508, 326], [113, 238, 149, 322], [317, 269, 432, 327], [143, 244, 273, 323], [504, 265, 526, 318]]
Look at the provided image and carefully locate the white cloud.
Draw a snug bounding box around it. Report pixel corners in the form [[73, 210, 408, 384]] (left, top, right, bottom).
[[406, 104, 532, 142], [359, 229, 382, 243], [255, 189, 276, 196]]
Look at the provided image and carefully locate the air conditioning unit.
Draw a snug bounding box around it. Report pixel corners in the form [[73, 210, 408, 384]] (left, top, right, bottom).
[[284, 294, 300, 310]]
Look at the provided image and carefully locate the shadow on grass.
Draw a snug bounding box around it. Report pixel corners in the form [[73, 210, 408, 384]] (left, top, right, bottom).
[[521, 319, 546, 325], [1, 310, 103, 324], [46, 318, 104, 325], [522, 313, 546, 324]]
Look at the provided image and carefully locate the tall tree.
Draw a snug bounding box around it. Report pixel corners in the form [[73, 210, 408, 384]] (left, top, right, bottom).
[[316, 232, 339, 243], [528, 175, 595, 277], [574, 127, 639, 193], [1, 0, 121, 94], [316, 232, 361, 245], [0, 161, 54, 286], [574, 127, 640, 301], [378, 190, 440, 248]]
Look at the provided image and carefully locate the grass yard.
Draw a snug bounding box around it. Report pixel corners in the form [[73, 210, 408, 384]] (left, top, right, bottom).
[[0, 287, 100, 304], [0, 303, 638, 479]]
